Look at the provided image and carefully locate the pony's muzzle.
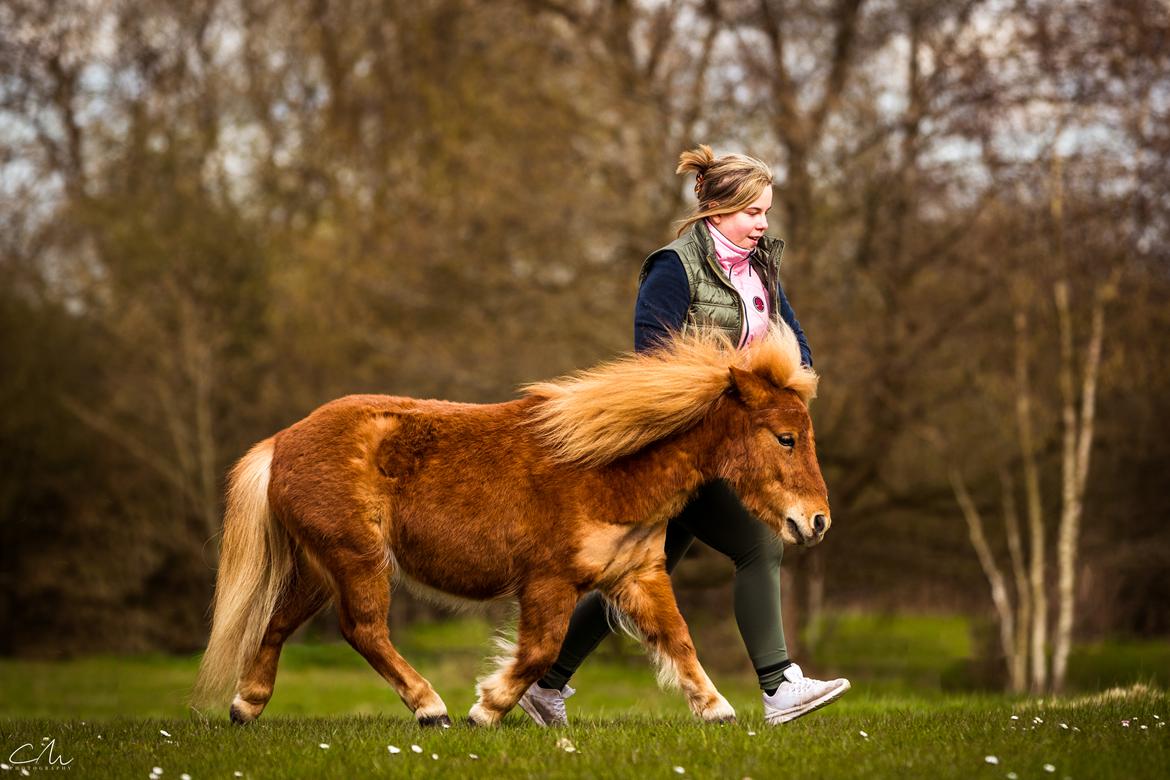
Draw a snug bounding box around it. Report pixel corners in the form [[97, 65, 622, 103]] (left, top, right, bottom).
[[785, 510, 830, 546]]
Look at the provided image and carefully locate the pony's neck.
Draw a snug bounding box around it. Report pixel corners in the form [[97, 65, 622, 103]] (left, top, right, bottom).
[[594, 397, 743, 525]]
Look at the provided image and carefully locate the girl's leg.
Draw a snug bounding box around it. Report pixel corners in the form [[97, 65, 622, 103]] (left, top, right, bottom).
[[675, 480, 790, 692], [537, 519, 696, 689]]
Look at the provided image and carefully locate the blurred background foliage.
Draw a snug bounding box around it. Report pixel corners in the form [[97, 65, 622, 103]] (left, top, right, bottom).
[[1, 0, 1167, 688]]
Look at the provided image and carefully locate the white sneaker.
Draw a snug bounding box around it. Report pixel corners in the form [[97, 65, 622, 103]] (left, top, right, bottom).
[[518, 682, 575, 727], [762, 663, 850, 725]]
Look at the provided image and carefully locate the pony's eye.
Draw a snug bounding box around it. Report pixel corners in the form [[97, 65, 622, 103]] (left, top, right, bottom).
[[777, 433, 796, 448]]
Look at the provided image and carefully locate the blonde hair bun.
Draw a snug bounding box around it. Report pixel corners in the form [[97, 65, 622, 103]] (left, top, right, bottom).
[[676, 144, 716, 178]]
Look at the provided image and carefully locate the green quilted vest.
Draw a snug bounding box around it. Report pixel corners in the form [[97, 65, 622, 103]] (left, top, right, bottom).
[[638, 221, 785, 347]]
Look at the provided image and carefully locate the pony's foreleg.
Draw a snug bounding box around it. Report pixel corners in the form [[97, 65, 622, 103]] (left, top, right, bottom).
[[605, 568, 736, 723], [468, 580, 578, 727], [334, 563, 449, 726], [231, 562, 328, 724]]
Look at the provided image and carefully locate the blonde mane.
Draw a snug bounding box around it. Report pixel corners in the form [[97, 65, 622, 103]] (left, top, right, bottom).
[[523, 325, 819, 467]]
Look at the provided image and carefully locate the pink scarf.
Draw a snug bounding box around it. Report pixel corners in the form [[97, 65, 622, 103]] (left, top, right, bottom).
[[706, 220, 770, 347]]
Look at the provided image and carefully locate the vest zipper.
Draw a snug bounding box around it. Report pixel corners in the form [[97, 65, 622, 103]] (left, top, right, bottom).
[[701, 245, 749, 349], [751, 252, 778, 325]]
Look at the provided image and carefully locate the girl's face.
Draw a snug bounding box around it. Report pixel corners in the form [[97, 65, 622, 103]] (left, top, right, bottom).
[[710, 187, 773, 249]]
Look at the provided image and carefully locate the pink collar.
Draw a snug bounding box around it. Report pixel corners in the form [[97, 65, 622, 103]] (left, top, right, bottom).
[[706, 220, 752, 273]]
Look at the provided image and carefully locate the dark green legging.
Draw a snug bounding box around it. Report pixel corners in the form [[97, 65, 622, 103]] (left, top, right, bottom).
[[539, 479, 790, 692]]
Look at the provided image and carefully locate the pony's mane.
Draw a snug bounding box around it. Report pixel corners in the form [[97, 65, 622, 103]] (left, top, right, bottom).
[[522, 325, 818, 467]]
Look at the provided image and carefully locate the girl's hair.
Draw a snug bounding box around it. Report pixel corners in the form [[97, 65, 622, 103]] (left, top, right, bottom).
[[674, 144, 773, 236]]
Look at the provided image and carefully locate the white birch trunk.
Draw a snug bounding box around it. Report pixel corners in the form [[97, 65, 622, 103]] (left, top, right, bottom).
[[1000, 469, 1030, 693], [1015, 308, 1048, 693], [1051, 278, 1110, 691], [949, 467, 1017, 677]]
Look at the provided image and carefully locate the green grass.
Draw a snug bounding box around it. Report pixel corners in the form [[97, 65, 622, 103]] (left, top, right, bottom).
[[1, 615, 1167, 778]]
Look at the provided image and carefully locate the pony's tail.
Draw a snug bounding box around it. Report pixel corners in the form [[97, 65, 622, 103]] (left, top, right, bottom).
[[193, 438, 292, 707]]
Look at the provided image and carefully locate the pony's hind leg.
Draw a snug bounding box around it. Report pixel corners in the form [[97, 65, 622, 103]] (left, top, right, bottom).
[[231, 559, 329, 724], [468, 580, 578, 726], [605, 567, 736, 723], [334, 562, 450, 726]]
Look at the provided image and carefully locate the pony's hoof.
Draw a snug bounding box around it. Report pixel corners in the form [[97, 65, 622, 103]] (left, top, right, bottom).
[[418, 713, 452, 728], [229, 704, 254, 725], [466, 703, 499, 727], [229, 695, 262, 725], [698, 695, 736, 724]]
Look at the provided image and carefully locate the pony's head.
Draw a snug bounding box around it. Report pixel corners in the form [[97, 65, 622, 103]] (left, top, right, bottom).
[[720, 335, 829, 547], [523, 325, 831, 547]]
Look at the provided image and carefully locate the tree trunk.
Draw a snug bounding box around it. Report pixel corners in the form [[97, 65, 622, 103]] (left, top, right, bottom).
[[1015, 308, 1048, 693], [949, 468, 1017, 677], [1051, 276, 1111, 691], [999, 469, 1030, 693]]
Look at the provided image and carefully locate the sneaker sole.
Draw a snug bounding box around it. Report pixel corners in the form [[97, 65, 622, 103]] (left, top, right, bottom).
[[766, 679, 851, 725]]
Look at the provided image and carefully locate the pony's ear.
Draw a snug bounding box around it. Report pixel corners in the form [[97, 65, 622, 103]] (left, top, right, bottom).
[[728, 366, 774, 408]]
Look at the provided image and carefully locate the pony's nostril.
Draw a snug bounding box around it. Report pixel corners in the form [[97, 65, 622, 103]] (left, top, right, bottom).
[[786, 517, 803, 542], [813, 514, 827, 535]]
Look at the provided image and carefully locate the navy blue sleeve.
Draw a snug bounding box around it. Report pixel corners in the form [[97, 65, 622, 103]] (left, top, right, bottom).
[[775, 280, 813, 367], [634, 251, 690, 353]]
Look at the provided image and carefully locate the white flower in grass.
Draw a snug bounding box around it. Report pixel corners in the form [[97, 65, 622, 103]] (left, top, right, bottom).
[[556, 737, 576, 753], [234, 773, 243, 778], [1, 763, 10, 771], [431, 753, 438, 760], [469, 754, 479, 760], [1122, 720, 1130, 727], [318, 743, 330, 750], [1010, 715, 1019, 721], [153, 769, 162, 775], [984, 756, 999, 765], [1060, 723, 1069, 729], [859, 730, 869, 739], [410, 744, 423, 753], [1033, 717, 1043, 724], [1043, 763, 1056, 773], [1141, 724, 1149, 730], [1006, 773, 1018, 779], [180, 774, 191, 780], [159, 730, 172, 737], [20, 770, 29, 777], [673, 767, 685, 774]]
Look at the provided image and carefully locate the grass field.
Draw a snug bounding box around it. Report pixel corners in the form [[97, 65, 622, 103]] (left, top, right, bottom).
[[1, 615, 1167, 778]]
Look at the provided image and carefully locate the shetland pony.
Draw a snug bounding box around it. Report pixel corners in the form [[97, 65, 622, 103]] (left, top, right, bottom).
[[194, 325, 830, 726]]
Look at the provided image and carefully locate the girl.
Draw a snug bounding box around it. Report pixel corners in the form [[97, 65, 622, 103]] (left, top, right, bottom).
[[520, 145, 849, 726]]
